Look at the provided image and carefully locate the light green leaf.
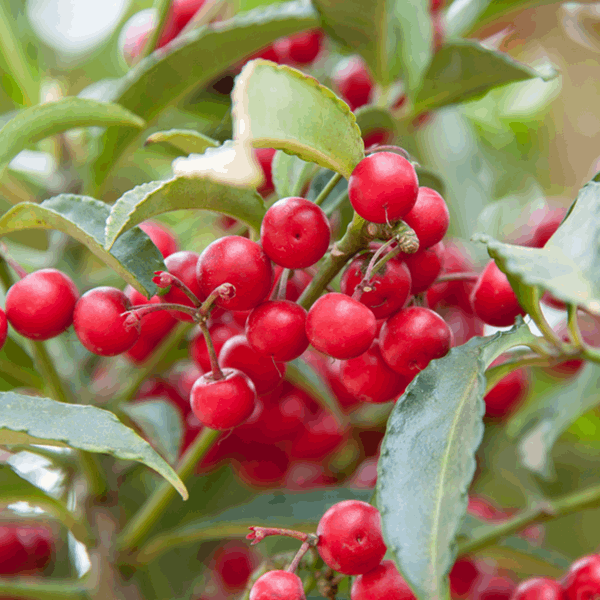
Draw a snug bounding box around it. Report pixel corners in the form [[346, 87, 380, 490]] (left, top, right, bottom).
[[0, 392, 188, 500], [144, 129, 219, 155], [232, 60, 364, 179], [376, 321, 537, 600], [272, 151, 319, 199], [0, 194, 164, 297], [104, 175, 266, 250]]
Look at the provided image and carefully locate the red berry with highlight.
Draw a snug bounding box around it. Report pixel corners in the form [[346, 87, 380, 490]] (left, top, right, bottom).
[[273, 29, 323, 65], [403, 187, 450, 249], [511, 578, 564, 600], [5, 269, 79, 341], [351, 560, 416, 600], [249, 570, 306, 600], [348, 152, 419, 223], [563, 554, 600, 600], [261, 197, 331, 269], [333, 56, 374, 111], [160, 251, 203, 321], [317, 499, 387, 575], [139, 220, 178, 258], [306, 293, 376, 359]]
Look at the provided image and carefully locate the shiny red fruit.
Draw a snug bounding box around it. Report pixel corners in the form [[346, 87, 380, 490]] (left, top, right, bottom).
[[511, 577, 564, 600], [160, 251, 203, 321], [484, 359, 529, 419], [402, 241, 444, 295], [125, 285, 177, 340], [333, 56, 374, 111], [158, 0, 207, 46], [214, 541, 255, 591], [139, 220, 178, 258], [351, 559, 416, 600], [562, 554, 600, 600], [5, 269, 79, 341], [403, 187, 450, 249], [249, 570, 306, 600], [449, 557, 481, 598], [0, 525, 53, 575], [273, 29, 323, 65]]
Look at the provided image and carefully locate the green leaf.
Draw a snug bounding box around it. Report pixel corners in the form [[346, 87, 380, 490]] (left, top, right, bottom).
[[354, 105, 396, 139], [144, 129, 219, 155], [0, 98, 145, 176], [272, 151, 319, 199], [473, 181, 600, 316], [0, 392, 188, 500], [90, 1, 320, 194], [313, 0, 433, 91], [376, 321, 536, 600], [0, 336, 43, 389], [104, 175, 266, 250], [232, 60, 364, 179], [0, 194, 164, 297], [413, 41, 556, 113]]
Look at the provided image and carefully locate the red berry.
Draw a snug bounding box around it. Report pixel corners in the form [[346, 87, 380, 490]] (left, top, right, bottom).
[[402, 240, 444, 295], [449, 557, 482, 598], [121, 10, 154, 64], [475, 575, 515, 600], [160, 251, 203, 321], [348, 152, 419, 223], [563, 554, 600, 600], [272, 266, 312, 301], [340, 253, 412, 319], [471, 260, 525, 327], [246, 300, 309, 362], [291, 410, 346, 461], [402, 187, 449, 249], [333, 56, 374, 111], [338, 340, 410, 403], [232, 441, 290, 489], [219, 334, 285, 395], [526, 206, 567, 248], [306, 293, 377, 359], [158, 0, 206, 46], [351, 559, 415, 600], [380, 307, 453, 376], [0, 308, 7, 352], [255, 148, 276, 197], [260, 197, 331, 269], [73, 287, 140, 356], [190, 368, 257, 430], [273, 29, 323, 65], [5, 269, 79, 341], [214, 541, 254, 591], [511, 578, 564, 600], [139, 220, 178, 258], [484, 358, 529, 419], [197, 236, 273, 311], [249, 570, 306, 600], [316, 500, 387, 575], [436, 304, 485, 347], [125, 285, 177, 340], [190, 320, 242, 371], [363, 129, 394, 150], [0, 525, 53, 575]]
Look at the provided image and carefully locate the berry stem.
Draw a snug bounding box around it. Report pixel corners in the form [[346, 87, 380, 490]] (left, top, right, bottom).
[[0, 242, 28, 279], [198, 283, 236, 319], [247, 526, 318, 546], [314, 172, 343, 207], [153, 271, 202, 307], [434, 272, 480, 284], [199, 321, 224, 380], [287, 540, 312, 574], [567, 304, 584, 348], [135, 0, 173, 64], [277, 268, 290, 300], [121, 302, 198, 323]]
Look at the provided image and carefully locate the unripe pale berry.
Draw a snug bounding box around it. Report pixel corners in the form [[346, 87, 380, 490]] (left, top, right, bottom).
[[249, 569, 306, 600]]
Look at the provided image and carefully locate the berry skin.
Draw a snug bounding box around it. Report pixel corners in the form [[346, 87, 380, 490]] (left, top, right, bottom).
[[333, 56, 374, 111], [562, 554, 600, 600], [214, 541, 254, 591], [511, 578, 564, 600], [316, 499, 387, 575], [348, 152, 419, 224], [190, 319, 242, 372], [255, 148, 276, 197], [190, 368, 257, 430], [249, 570, 306, 600], [449, 557, 482, 598], [124, 285, 177, 340], [351, 560, 416, 600], [306, 293, 377, 359], [273, 29, 323, 65], [246, 300, 309, 362], [402, 187, 450, 249], [340, 253, 412, 319], [290, 410, 346, 461], [160, 251, 204, 321], [470, 260, 525, 328], [0, 524, 53, 575], [484, 360, 529, 419], [197, 236, 273, 311], [403, 241, 444, 295], [260, 197, 331, 269], [158, 0, 206, 46], [0, 308, 7, 352], [380, 307, 454, 377], [5, 269, 79, 341], [139, 220, 178, 258], [73, 287, 140, 356]]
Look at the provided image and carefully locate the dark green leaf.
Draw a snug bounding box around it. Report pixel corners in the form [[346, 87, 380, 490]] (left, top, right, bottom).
[[104, 174, 266, 249], [473, 181, 600, 316], [0, 392, 187, 499], [0, 336, 43, 389], [0, 194, 164, 297], [232, 60, 364, 179], [413, 41, 556, 113], [376, 321, 537, 600], [272, 151, 319, 199], [313, 0, 433, 91], [144, 129, 219, 155], [354, 105, 396, 140]]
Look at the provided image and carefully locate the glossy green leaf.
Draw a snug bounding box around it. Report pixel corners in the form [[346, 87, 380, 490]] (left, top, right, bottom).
[[104, 175, 266, 250], [0, 392, 188, 500], [0, 194, 164, 297], [413, 41, 556, 113], [272, 151, 319, 199], [313, 0, 432, 91], [144, 129, 219, 155], [376, 321, 537, 600], [473, 181, 600, 316], [90, 1, 320, 194], [0, 97, 144, 175], [232, 60, 364, 179]]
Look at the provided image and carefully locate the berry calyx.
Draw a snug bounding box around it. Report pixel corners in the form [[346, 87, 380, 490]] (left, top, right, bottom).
[[333, 56, 374, 111], [306, 293, 377, 359], [249, 570, 306, 600], [379, 307, 454, 377], [73, 287, 140, 356], [316, 499, 387, 575], [5, 268, 79, 341], [160, 251, 204, 321], [348, 152, 419, 224], [351, 560, 416, 600], [470, 260, 526, 327], [190, 368, 257, 430], [197, 236, 273, 311], [402, 187, 450, 249], [562, 554, 600, 600], [246, 300, 309, 362], [260, 197, 331, 269], [139, 220, 179, 258], [511, 577, 564, 600]]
